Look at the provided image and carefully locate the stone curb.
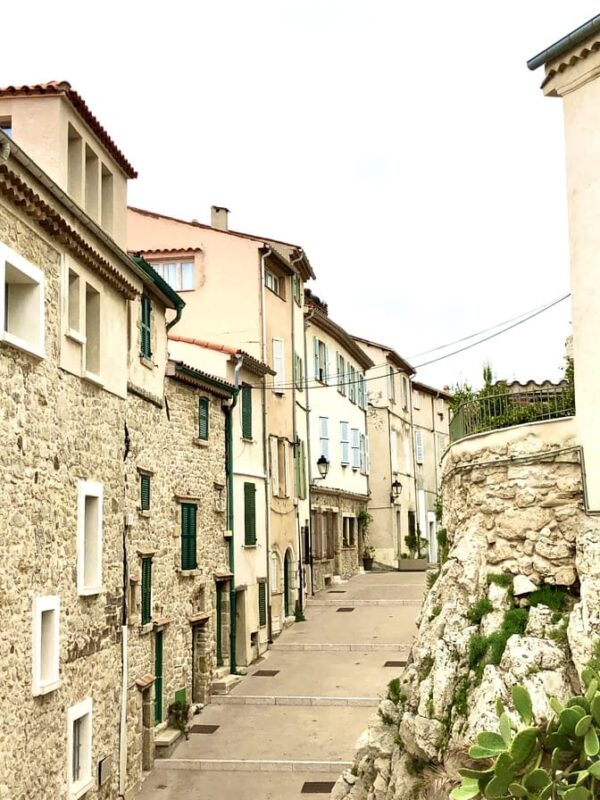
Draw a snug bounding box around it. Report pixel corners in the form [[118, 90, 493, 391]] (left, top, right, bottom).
[[211, 695, 379, 707], [307, 599, 421, 607], [154, 758, 352, 773], [270, 642, 411, 652]]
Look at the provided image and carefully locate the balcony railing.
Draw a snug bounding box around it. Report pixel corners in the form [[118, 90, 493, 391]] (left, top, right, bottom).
[[449, 388, 575, 442]]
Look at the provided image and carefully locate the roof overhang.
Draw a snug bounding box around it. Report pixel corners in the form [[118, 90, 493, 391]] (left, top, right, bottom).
[[527, 14, 600, 71], [308, 310, 374, 370], [167, 360, 234, 398]]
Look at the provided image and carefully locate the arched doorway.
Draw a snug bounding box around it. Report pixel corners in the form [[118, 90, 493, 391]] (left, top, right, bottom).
[[283, 550, 291, 617]]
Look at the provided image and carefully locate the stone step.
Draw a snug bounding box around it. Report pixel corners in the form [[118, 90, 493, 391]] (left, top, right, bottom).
[[154, 726, 184, 759], [213, 666, 231, 680], [307, 598, 421, 607], [269, 642, 411, 652], [211, 673, 243, 695], [211, 695, 379, 707], [154, 757, 352, 773]]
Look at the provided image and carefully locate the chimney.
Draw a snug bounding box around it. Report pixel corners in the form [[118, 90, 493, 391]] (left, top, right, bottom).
[[211, 205, 230, 231]]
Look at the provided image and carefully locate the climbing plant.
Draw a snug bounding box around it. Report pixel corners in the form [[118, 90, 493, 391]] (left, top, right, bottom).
[[451, 673, 600, 799]]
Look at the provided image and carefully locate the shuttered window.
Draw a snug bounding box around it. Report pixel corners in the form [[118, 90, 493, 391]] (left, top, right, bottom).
[[337, 352, 346, 394], [241, 385, 252, 439], [415, 428, 424, 464], [349, 366, 357, 403], [141, 558, 152, 624], [140, 473, 151, 511], [351, 428, 360, 469], [294, 353, 304, 390], [140, 295, 152, 358], [244, 482, 257, 546], [270, 436, 279, 496], [319, 417, 329, 460], [272, 338, 285, 392], [258, 582, 267, 627], [181, 503, 197, 570], [340, 422, 350, 465], [198, 397, 209, 440]]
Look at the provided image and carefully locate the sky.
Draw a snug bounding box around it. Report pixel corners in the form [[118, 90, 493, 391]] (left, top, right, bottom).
[[5, 1, 599, 390]]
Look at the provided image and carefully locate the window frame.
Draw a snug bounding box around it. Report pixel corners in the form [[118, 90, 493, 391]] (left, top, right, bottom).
[[0, 241, 45, 359], [140, 295, 152, 359], [181, 502, 198, 570], [340, 421, 350, 466], [272, 337, 286, 394], [265, 268, 284, 299], [319, 416, 330, 461], [141, 557, 152, 625], [140, 472, 151, 512], [351, 427, 360, 470], [32, 595, 60, 696], [415, 428, 424, 464], [150, 259, 195, 292], [67, 697, 94, 800], [241, 384, 252, 439], [198, 397, 209, 440], [77, 480, 104, 596], [244, 482, 257, 546]]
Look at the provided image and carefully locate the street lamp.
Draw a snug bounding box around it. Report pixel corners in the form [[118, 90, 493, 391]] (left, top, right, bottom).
[[390, 478, 402, 504], [314, 455, 330, 481]]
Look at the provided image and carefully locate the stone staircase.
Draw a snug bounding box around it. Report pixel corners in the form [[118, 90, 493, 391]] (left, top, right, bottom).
[[211, 666, 242, 695]]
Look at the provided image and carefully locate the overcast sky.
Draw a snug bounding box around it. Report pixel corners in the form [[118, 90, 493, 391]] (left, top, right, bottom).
[[7, 1, 599, 389]]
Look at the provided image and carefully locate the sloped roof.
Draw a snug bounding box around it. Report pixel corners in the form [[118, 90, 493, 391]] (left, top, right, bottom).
[[168, 334, 274, 376], [0, 81, 137, 177], [352, 334, 415, 375]]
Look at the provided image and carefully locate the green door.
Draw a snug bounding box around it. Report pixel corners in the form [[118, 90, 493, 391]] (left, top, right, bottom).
[[284, 551, 290, 617], [154, 630, 163, 725], [216, 584, 223, 667]]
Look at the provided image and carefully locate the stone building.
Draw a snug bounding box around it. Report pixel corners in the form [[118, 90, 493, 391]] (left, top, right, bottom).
[[304, 290, 373, 590], [0, 83, 233, 800]]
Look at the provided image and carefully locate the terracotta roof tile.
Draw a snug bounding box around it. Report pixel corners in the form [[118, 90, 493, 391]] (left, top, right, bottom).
[[169, 334, 275, 376], [0, 81, 137, 178]]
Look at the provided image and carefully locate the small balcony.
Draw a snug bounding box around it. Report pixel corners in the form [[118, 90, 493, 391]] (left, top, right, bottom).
[[449, 387, 575, 443]]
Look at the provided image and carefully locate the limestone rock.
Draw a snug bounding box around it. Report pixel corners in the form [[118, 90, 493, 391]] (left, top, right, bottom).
[[513, 575, 537, 596], [488, 582, 512, 611], [399, 713, 444, 761]]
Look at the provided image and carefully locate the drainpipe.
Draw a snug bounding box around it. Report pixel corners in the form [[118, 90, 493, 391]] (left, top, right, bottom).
[[119, 430, 132, 798], [166, 304, 183, 332], [224, 354, 244, 674], [304, 309, 316, 594], [289, 250, 305, 615], [408, 376, 420, 559], [259, 247, 274, 641]]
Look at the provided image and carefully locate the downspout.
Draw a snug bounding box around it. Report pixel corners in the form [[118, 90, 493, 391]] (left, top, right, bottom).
[[408, 376, 420, 559], [225, 354, 244, 675], [289, 250, 305, 615], [166, 303, 184, 332], [119, 427, 131, 798], [259, 247, 274, 641], [303, 309, 316, 594]]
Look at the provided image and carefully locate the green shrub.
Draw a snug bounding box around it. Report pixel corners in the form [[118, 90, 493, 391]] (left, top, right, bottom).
[[469, 635, 489, 672], [427, 569, 440, 589], [454, 678, 469, 718], [487, 573, 513, 588], [468, 608, 529, 683], [528, 584, 568, 612], [387, 677, 402, 705], [468, 597, 494, 625], [419, 655, 434, 680]]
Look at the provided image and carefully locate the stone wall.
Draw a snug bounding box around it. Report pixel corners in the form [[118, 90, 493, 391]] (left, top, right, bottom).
[[311, 490, 367, 592], [332, 419, 600, 800]]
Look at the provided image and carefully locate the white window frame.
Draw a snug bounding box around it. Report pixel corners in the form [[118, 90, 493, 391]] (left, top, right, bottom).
[[77, 480, 104, 596], [340, 421, 350, 465], [272, 337, 285, 394], [413, 389, 421, 410], [32, 596, 60, 696], [67, 697, 94, 799], [151, 259, 195, 292], [402, 376, 409, 411], [319, 417, 330, 460], [388, 366, 396, 403], [265, 269, 281, 296], [0, 241, 45, 359], [415, 428, 424, 464], [351, 428, 360, 470]]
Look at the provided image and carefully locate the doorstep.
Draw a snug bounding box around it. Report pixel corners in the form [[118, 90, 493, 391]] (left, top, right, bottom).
[[154, 726, 184, 759]]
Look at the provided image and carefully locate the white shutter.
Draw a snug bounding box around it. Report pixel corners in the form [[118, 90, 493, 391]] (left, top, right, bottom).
[[273, 338, 285, 391], [319, 417, 329, 459], [415, 429, 424, 464], [340, 421, 349, 465], [360, 434, 366, 473], [313, 337, 320, 380], [351, 428, 360, 469], [324, 344, 331, 386], [270, 436, 280, 496], [283, 440, 290, 497], [365, 434, 370, 475]]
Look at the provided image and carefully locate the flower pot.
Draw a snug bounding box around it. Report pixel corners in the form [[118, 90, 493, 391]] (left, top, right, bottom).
[[398, 558, 428, 572], [363, 556, 374, 571]]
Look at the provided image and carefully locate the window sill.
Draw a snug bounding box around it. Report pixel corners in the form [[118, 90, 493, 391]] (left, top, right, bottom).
[[0, 331, 45, 360], [177, 568, 201, 577], [138, 509, 151, 518], [139, 356, 154, 371], [33, 678, 61, 697], [272, 389, 285, 396], [266, 286, 285, 301], [139, 622, 154, 636], [66, 328, 86, 345], [77, 585, 103, 597], [242, 543, 258, 549], [68, 776, 94, 800], [83, 371, 104, 388], [241, 437, 254, 444], [193, 437, 209, 448]]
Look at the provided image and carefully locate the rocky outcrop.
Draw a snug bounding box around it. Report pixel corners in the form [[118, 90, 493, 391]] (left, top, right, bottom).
[[332, 421, 600, 800]]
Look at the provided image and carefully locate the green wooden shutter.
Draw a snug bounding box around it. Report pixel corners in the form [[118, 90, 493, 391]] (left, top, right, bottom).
[[241, 385, 252, 439], [198, 397, 209, 440], [181, 503, 197, 569], [141, 557, 152, 624], [244, 482, 257, 546], [140, 295, 152, 358], [140, 473, 151, 511], [258, 582, 267, 627], [154, 630, 163, 724]]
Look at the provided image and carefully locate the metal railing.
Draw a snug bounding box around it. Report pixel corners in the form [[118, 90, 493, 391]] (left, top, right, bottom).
[[449, 388, 575, 442]]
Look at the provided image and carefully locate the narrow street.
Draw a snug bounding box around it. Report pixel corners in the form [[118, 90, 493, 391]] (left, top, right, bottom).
[[139, 571, 426, 800]]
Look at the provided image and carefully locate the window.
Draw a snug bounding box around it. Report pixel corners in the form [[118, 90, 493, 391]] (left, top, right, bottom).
[[101, 164, 113, 233], [360, 433, 367, 475], [319, 417, 329, 460], [0, 117, 12, 137], [437, 433, 448, 455], [77, 481, 103, 596], [198, 397, 209, 440], [67, 124, 83, 201], [141, 558, 152, 625], [140, 295, 152, 359], [85, 144, 99, 220], [415, 428, 424, 464], [0, 242, 45, 358], [413, 389, 421, 410], [152, 260, 195, 292], [402, 376, 409, 411], [258, 581, 267, 627], [292, 274, 302, 305], [241, 385, 252, 439], [295, 440, 307, 500], [67, 698, 93, 799], [325, 511, 336, 559], [351, 428, 360, 470], [181, 503, 197, 570], [244, 482, 257, 546], [340, 422, 350, 466], [357, 373, 365, 409], [349, 365, 357, 403], [68, 270, 81, 333], [336, 352, 346, 395], [272, 338, 285, 393], [388, 367, 396, 403], [84, 283, 100, 377], [32, 596, 60, 696], [265, 269, 283, 297], [343, 517, 356, 547], [294, 353, 304, 390], [140, 473, 151, 511], [277, 438, 288, 496], [313, 337, 329, 384]]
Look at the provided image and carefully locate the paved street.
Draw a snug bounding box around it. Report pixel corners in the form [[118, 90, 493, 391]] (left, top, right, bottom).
[[139, 571, 426, 800]]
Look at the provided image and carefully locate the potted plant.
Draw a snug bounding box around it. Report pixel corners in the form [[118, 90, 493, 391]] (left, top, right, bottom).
[[358, 510, 375, 570], [363, 544, 375, 571], [399, 525, 429, 571]]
